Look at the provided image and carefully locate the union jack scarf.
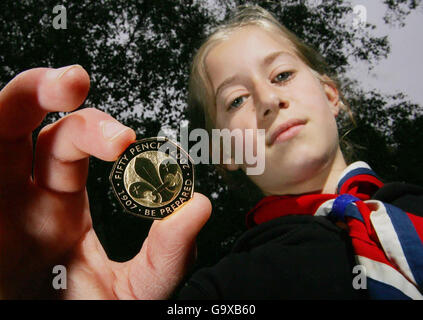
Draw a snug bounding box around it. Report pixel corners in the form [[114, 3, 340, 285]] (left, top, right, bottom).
[[246, 161, 423, 299]]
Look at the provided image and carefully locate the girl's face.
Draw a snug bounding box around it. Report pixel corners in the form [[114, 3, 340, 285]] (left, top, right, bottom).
[[205, 26, 346, 195]]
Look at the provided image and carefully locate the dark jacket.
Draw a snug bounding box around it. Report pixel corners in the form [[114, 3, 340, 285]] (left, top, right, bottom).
[[177, 182, 423, 300]]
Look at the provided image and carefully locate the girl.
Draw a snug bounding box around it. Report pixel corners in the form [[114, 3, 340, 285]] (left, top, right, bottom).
[[178, 5, 423, 299]]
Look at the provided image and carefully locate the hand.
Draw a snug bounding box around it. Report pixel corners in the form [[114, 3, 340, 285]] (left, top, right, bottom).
[[0, 65, 212, 299]]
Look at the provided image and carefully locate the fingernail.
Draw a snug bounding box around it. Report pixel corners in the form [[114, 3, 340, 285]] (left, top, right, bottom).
[[47, 65, 80, 80], [101, 120, 130, 140]]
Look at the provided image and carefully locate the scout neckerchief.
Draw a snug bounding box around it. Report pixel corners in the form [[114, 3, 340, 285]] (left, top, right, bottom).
[[245, 161, 423, 299]]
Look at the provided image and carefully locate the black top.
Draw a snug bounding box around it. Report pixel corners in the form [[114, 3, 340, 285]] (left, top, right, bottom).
[[177, 182, 423, 300]]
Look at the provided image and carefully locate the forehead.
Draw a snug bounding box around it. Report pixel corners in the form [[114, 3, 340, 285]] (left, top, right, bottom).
[[205, 26, 299, 89], [205, 26, 296, 65]]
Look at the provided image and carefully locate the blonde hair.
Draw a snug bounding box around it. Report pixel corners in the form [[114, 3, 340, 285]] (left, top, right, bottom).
[[187, 5, 354, 136]]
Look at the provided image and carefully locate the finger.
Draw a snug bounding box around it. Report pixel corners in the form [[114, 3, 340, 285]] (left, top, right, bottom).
[[34, 108, 136, 193], [126, 192, 212, 299], [0, 65, 90, 140], [0, 135, 33, 189], [0, 66, 90, 188]]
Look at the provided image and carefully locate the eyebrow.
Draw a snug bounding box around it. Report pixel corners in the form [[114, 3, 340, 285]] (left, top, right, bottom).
[[214, 51, 296, 98]]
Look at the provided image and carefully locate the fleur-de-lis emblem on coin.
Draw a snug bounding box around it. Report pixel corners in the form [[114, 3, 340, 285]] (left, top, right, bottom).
[[110, 137, 194, 219], [128, 157, 182, 205]]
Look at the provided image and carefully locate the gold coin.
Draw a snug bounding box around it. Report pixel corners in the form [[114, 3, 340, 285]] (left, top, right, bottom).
[[109, 137, 194, 220]]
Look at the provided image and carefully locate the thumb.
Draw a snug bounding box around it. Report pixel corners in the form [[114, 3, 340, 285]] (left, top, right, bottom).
[[126, 192, 212, 299]]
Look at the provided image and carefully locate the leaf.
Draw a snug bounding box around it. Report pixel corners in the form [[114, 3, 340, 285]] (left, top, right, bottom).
[[134, 157, 162, 188]]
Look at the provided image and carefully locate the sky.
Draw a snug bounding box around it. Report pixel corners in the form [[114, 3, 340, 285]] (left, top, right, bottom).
[[347, 0, 423, 106]]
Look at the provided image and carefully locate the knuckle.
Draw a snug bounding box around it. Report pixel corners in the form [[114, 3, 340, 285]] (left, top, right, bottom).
[[76, 107, 99, 116], [39, 112, 86, 138]]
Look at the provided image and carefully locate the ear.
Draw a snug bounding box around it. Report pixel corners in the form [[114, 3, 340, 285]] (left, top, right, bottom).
[[323, 82, 340, 117]]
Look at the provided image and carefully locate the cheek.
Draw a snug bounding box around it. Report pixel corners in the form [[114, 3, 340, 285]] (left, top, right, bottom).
[[214, 112, 257, 161], [295, 72, 331, 112], [303, 116, 339, 168], [225, 110, 254, 129], [300, 82, 338, 133], [305, 106, 339, 154], [219, 111, 257, 137]]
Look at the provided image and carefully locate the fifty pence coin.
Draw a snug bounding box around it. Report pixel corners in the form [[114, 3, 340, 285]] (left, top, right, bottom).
[[109, 137, 194, 220]]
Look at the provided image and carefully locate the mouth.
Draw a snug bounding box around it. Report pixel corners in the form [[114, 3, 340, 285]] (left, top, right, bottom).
[[268, 119, 307, 145]]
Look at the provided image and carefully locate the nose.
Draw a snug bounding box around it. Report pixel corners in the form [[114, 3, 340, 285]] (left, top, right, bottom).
[[254, 81, 288, 123]]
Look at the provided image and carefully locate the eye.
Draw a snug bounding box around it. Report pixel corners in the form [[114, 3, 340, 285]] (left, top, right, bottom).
[[228, 95, 247, 110], [272, 71, 293, 83]]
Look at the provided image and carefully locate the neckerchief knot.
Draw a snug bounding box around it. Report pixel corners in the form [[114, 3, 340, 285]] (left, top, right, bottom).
[[331, 194, 360, 222]]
